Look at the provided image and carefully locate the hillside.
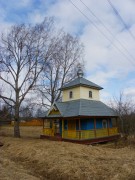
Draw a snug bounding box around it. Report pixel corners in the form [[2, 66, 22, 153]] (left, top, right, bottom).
[[0, 126, 135, 180]]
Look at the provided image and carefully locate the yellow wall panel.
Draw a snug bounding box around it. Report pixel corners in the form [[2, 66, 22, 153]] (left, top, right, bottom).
[[80, 87, 99, 101], [43, 128, 54, 136], [62, 86, 100, 102], [60, 127, 118, 140], [62, 87, 80, 102]]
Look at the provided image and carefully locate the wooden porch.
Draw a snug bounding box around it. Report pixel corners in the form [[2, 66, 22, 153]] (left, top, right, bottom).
[[42, 127, 118, 140], [62, 127, 118, 140], [41, 117, 120, 144]]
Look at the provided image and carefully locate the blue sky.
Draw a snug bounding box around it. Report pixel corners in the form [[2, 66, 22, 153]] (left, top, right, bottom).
[[0, 0, 135, 103]]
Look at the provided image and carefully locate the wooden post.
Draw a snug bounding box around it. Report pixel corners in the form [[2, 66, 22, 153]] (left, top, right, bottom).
[[79, 118, 81, 130], [79, 118, 81, 140], [43, 119, 44, 128], [43, 119, 44, 135], [94, 118, 96, 138], [108, 119, 110, 136], [116, 117, 118, 133], [62, 119, 64, 138], [52, 119, 55, 136]]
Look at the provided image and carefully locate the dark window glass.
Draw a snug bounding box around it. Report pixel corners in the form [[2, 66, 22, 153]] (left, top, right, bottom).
[[89, 91, 92, 98], [64, 120, 68, 130], [69, 91, 73, 98]]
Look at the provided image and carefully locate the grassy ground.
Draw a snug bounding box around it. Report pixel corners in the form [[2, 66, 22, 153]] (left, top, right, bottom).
[[0, 126, 135, 180]]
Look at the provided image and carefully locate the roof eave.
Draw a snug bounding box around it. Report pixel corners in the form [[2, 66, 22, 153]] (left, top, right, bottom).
[[60, 84, 103, 91], [44, 115, 118, 118]]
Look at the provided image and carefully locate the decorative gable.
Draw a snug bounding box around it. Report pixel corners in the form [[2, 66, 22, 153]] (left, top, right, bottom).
[[49, 109, 61, 115], [48, 104, 61, 116]]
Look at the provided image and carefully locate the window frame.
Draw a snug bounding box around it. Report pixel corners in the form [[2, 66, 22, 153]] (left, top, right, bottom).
[[102, 120, 107, 129], [89, 91, 92, 98], [69, 91, 73, 99]]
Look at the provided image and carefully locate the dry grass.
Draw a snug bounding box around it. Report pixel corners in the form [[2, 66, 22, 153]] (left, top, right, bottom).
[[0, 126, 135, 180]]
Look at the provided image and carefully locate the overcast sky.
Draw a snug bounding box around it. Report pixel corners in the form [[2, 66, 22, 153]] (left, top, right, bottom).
[[0, 0, 135, 103]]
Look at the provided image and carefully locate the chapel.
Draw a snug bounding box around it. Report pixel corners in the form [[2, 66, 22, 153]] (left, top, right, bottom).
[[40, 66, 119, 144]]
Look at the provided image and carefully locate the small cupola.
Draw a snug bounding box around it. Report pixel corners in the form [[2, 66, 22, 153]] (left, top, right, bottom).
[[77, 65, 84, 78], [60, 64, 103, 102]]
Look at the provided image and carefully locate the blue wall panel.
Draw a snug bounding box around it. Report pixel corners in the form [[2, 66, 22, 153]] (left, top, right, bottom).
[[96, 118, 113, 128], [80, 119, 94, 130], [87, 119, 94, 129], [109, 118, 112, 128], [63, 118, 113, 132], [81, 119, 87, 130], [96, 118, 103, 129]]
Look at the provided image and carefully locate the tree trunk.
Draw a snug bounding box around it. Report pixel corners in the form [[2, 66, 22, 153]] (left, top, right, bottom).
[[14, 119, 20, 138], [14, 93, 20, 137]]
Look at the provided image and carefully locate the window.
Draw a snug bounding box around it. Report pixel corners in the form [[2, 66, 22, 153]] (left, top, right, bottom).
[[69, 91, 73, 99], [89, 91, 92, 98], [102, 120, 107, 128]]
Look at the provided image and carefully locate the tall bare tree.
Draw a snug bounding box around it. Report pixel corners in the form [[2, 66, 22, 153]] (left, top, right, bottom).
[[38, 31, 84, 106], [109, 92, 135, 135], [0, 18, 54, 137]]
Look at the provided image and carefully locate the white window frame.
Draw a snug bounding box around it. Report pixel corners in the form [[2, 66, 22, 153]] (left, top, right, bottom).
[[89, 91, 92, 98], [69, 91, 73, 99]]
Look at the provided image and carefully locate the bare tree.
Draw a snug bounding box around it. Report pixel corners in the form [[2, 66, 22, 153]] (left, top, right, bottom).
[[38, 31, 84, 106], [109, 92, 135, 136], [0, 18, 54, 137]]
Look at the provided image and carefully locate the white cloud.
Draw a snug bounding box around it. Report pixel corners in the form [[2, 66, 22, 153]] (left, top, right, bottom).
[[87, 70, 118, 86], [125, 87, 135, 97], [27, 11, 45, 24], [100, 90, 112, 104]]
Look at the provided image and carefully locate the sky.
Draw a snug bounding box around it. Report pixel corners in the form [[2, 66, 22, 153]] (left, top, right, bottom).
[[0, 0, 135, 103]]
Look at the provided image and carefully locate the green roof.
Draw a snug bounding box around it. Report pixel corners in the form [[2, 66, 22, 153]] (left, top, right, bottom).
[[44, 99, 117, 118], [60, 77, 103, 90]]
